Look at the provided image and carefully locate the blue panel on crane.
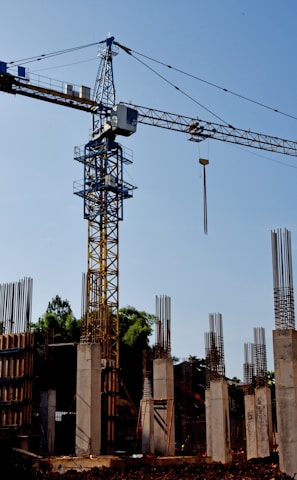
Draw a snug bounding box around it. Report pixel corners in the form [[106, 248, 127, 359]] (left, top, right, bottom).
[[0, 61, 7, 73], [18, 66, 26, 78], [126, 107, 138, 127]]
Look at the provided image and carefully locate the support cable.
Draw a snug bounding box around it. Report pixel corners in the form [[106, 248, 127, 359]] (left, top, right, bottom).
[[116, 45, 232, 127], [8, 38, 297, 123], [118, 44, 297, 123], [8, 41, 101, 66]]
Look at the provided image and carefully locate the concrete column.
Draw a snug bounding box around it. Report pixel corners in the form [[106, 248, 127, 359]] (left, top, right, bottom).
[[140, 397, 154, 454], [205, 389, 212, 458], [255, 386, 273, 458], [209, 378, 231, 463], [153, 358, 175, 456], [40, 389, 56, 455], [273, 329, 297, 478], [75, 343, 101, 456], [244, 393, 258, 460]]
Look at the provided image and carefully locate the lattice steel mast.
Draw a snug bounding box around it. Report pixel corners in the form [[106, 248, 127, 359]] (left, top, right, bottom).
[[73, 37, 137, 452], [74, 37, 137, 363]]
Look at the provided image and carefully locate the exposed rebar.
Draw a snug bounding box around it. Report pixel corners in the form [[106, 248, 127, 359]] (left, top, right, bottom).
[[271, 228, 295, 329], [154, 295, 171, 359], [0, 277, 33, 334], [205, 312, 225, 384], [243, 342, 255, 392], [253, 327, 268, 386]]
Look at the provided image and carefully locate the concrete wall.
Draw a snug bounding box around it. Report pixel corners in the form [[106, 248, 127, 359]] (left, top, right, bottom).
[[273, 329, 297, 478], [75, 343, 101, 456]]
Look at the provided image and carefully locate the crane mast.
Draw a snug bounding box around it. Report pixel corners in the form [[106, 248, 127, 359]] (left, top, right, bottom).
[[72, 37, 137, 451]]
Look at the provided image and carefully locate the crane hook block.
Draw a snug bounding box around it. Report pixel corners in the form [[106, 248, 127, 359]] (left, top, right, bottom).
[[199, 158, 209, 166]]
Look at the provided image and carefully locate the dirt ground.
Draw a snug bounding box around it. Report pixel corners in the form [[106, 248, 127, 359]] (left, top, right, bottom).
[[29, 458, 295, 479]]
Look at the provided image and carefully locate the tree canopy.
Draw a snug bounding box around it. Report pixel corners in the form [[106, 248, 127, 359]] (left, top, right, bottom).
[[31, 299, 155, 349], [31, 295, 80, 344], [118, 306, 155, 349]]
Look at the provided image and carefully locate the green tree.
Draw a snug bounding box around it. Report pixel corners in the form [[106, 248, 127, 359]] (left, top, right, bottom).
[[119, 306, 154, 348], [31, 295, 80, 344], [118, 306, 155, 411]]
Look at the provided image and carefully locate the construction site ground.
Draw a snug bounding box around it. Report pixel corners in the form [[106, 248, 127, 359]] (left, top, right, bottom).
[[6, 453, 294, 479]]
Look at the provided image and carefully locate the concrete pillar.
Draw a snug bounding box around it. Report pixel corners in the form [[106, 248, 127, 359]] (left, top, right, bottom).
[[255, 386, 273, 458], [153, 358, 175, 456], [140, 397, 154, 454], [244, 394, 258, 460], [205, 389, 212, 458], [40, 389, 56, 455], [141, 376, 154, 454], [273, 329, 297, 478], [75, 343, 101, 456], [209, 378, 231, 463]]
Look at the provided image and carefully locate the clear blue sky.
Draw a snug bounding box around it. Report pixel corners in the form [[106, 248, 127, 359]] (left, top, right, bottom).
[[1, 1, 297, 379]]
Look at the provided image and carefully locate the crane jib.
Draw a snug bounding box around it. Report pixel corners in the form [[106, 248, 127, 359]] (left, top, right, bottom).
[[0, 66, 296, 157]]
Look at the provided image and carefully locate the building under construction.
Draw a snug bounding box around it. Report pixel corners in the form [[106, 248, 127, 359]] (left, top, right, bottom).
[[0, 282, 247, 464]]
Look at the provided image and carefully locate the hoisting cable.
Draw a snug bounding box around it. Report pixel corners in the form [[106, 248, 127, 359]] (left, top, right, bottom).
[[118, 45, 297, 123], [199, 159, 209, 235]]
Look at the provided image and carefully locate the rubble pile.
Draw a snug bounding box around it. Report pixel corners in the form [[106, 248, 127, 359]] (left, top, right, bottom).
[[40, 459, 293, 480]]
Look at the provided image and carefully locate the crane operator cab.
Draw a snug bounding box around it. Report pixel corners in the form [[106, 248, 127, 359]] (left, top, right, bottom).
[[93, 103, 138, 142], [110, 103, 137, 136]]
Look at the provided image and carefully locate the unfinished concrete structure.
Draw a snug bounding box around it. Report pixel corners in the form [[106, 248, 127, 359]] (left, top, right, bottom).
[[153, 295, 175, 456], [271, 228, 297, 478], [243, 343, 258, 460], [75, 271, 114, 456], [205, 313, 231, 463], [141, 295, 175, 456], [75, 343, 101, 456], [140, 374, 154, 454], [0, 278, 34, 444], [243, 328, 272, 460]]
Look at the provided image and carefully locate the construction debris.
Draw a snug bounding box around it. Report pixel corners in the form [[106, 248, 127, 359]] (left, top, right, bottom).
[[39, 460, 294, 480], [4, 457, 294, 480]]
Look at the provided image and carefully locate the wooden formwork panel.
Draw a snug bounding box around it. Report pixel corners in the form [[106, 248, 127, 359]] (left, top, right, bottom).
[[0, 332, 34, 430]]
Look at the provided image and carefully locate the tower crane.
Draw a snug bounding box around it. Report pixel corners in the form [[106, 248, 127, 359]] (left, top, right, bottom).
[[1, 36, 297, 451]]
